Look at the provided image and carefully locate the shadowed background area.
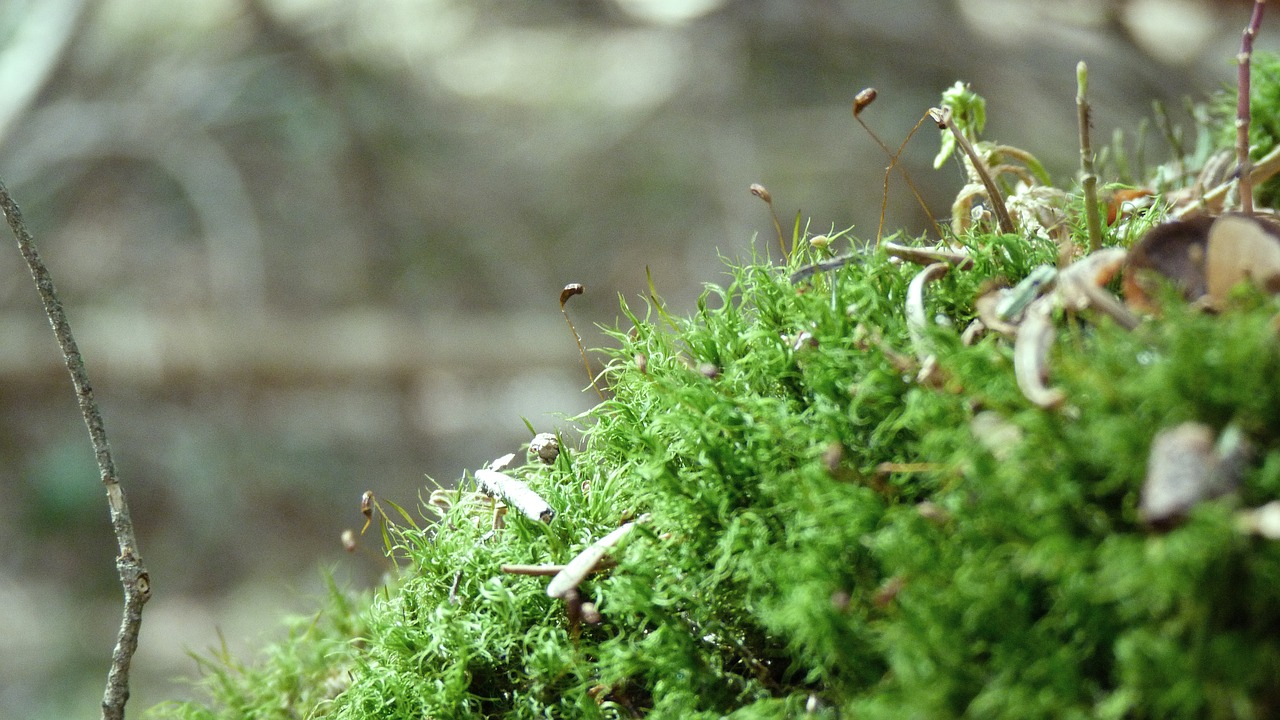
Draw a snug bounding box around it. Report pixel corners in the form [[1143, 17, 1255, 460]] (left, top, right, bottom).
[[0, 0, 1267, 717]]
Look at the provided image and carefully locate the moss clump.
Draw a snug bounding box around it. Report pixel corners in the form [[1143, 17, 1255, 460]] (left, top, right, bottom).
[[154, 70, 1280, 720], [151, 576, 368, 719]]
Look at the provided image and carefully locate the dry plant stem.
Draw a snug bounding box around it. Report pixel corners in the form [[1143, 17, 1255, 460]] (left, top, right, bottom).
[[503, 564, 568, 576], [930, 106, 1017, 235], [881, 241, 973, 269], [0, 180, 150, 720], [788, 242, 970, 284], [1077, 62, 1103, 252], [1238, 0, 1267, 215], [502, 557, 618, 577]]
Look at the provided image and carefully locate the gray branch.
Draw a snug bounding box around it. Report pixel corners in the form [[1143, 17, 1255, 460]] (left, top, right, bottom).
[[0, 180, 150, 720]]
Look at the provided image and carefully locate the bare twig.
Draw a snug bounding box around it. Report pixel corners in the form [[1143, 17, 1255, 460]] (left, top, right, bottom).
[[1238, 0, 1268, 215], [0, 180, 150, 720], [501, 557, 617, 577], [929, 106, 1017, 235], [882, 241, 973, 269], [1077, 62, 1104, 252], [787, 241, 971, 284], [502, 563, 568, 576]]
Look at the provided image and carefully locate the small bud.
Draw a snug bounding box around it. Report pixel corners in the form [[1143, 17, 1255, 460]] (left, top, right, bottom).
[[530, 433, 560, 464], [360, 491, 374, 521], [559, 283, 585, 309], [808, 234, 831, 250], [581, 601, 602, 624], [748, 183, 772, 204], [341, 528, 358, 552], [698, 362, 719, 379], [634, 352, 647, 374], [853, 87, 877, 116]]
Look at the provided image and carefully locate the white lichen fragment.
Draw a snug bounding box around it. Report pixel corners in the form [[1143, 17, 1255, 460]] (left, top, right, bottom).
[[474, 468, 554, 522]]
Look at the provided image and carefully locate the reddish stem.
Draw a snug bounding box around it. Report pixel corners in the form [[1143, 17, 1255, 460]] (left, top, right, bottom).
[[1238, 0, 1267, 215]]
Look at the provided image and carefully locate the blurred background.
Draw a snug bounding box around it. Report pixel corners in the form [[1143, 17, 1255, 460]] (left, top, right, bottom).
[[0, 0, 1269, 717]]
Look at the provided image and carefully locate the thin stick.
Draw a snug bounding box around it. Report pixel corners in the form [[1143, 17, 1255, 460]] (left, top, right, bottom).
[[0, 180, 151, 720], [1238, 0, 1267, 215], [930, 106, 1017, 235], [502, 563, 568, 576], [1077, 62, 1103, 253]]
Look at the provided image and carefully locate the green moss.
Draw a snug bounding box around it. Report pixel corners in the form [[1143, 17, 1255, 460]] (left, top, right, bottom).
[[148, 575, 368, 720], [154, 70, 1280, 720]]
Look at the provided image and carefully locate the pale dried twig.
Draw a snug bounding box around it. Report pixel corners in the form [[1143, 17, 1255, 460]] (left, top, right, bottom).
[[546, 517, 645, 599]]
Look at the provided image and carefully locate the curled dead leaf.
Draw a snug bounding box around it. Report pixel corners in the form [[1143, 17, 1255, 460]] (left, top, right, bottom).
[[1125, 213, 1280, 312], [1124, 215, 1214, 312], [1012, 295, 1065, 409], [1206, 213, 1280, 306]]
